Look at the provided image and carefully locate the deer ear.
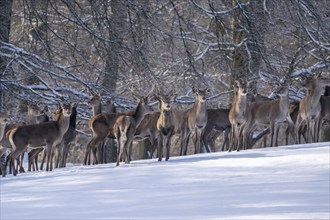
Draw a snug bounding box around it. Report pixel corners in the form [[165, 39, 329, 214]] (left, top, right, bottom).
[[234, 80, 240, 87], [192, 86, 197, 93]]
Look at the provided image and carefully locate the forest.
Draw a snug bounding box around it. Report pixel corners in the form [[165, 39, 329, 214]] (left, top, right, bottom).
[[0, 0, 329, 166]]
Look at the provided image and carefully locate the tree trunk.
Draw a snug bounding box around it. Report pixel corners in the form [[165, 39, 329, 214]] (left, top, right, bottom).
[[0, 0, 13, 171], [231, 0, 267, 82], [100, 0, 127, 163], [0, 0, 13, 111]]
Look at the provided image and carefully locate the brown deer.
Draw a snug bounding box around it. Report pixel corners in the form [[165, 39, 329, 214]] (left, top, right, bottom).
[[87, 94, 116, 164], [296, 74, 329, 143], [201, 108, 231, 152], [285, 101, 307, 145], [0, 121, 19, 174], [4, 103, 50, 173], [245, 85, 292, 147], [134, 112, 160, 158], [156, 91, 187, 161], [26, 103, 50, 172], [114, 95, 153, 166], [84, 89, 154, 165], [88, 94, 102, 116], [319, 95, 330, 136], [3, 102, 72, 176], [180, 87, 208, 155], [54, 102, 77, 168], [228, 81, 250, 151]]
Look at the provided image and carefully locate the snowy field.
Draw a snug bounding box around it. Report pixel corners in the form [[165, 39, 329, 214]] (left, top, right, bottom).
[[1, 142, 329, 220]]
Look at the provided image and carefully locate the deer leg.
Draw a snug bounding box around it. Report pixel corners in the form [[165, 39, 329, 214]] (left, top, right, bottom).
[[196, 129, 203, 154], [201, 128, 210, 153], [18, 153, 25, 173], [306, 120, 311, 143], [39, 149, 46, 170], [92, 147, 98, 165], [34, 151, 39, 171], [184, 130, 192, 155], [193, 129, 198, 154], [315, 119, 320, 142], [237, 125, 243, 151], [270, 122, 275, 147], [274, 123, 281, 147], [165, 132, 173, 161], [296, 119, 305, 144], [28, 151, 33, 172], [62, 143, 69, 168], [84, 140, 92, 165], [116, 139, 122, 166], [45, 143, 52, 171], [4, 153, 16, 177], [158, 133, 164, 162], [179, 134, 185, 156], [228, 125, 236, 152], [54, 145, 60, 169]]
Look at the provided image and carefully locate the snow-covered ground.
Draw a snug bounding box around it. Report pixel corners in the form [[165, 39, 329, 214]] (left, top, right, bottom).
[[1, 142, 329, 220]]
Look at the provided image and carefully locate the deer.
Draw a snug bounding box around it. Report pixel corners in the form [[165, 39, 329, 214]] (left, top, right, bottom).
[[26, 103, 50, 172], [87, 93, 116, 164], [84, 88, 154, 165], [3, 102, 72, 176], [180, 87, 208, 155], [201, 108, 231, 152], [0, 119, 19, 175], [54, 102, 77, 168], [3, 103, 50, 174], [156, 91, 188, 161], [228, 81, 250, 151], [134, 112, 160, 159], [318, 95, 330, 136], [296, 74, 329, 143], [244, 84, 292, 147], [284, 101, 308, 145], [113, 95, 153, 166]]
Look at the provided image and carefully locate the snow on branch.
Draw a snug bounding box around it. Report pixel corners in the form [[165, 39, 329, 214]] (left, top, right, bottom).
[[290, 62, 328, 78], [191, 0, 249, 16], [0, 41, 98, 103]]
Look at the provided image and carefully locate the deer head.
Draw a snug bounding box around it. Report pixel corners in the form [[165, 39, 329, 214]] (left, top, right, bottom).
[[156, 90, 175, 111], [235, 80, 249, 96], [192, 86, 208, 103]]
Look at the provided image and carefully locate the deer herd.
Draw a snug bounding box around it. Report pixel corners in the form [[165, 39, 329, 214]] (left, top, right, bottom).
[[0, 73, 329, 177]]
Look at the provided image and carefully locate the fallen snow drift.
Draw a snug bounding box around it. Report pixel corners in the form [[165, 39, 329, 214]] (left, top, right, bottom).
[[1, 142, 329, 220]]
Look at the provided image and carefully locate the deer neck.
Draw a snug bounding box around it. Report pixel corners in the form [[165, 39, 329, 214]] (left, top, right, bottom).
[[27, 109, 38, 125], [195, 100, 207, 114], [92, 103, 102, 116], [309, 84, 324, 108], [235, 93, 247, 113], [279, 93, 289, 114], [69, 107, 77, 129], [57, 112, 71, 141], [159, 109, 172, 129], [132, 103, 146, 128]]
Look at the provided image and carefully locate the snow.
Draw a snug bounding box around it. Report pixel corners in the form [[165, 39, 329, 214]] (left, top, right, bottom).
[[1, 142, 329, 220]]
